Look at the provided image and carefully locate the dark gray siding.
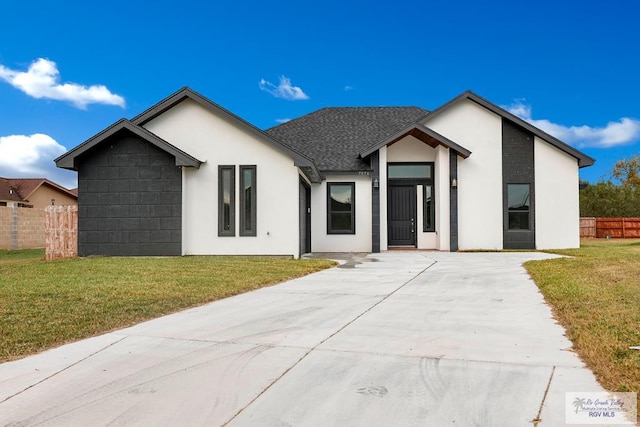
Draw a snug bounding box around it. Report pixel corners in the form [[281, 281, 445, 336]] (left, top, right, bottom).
[[449, 150, 458, 252], [77, 133, 182, 256], [371, 151, 380, 253], [299, 179, 311, 255], [502, 119, 535, 249]]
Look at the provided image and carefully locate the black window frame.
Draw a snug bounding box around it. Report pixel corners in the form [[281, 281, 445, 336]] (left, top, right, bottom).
[[423, 183, 435, 232], [218, 165, 235, 236], [507, 183, 531, 231], [239, 165, 257, 236], [327, 182, 356, 234]]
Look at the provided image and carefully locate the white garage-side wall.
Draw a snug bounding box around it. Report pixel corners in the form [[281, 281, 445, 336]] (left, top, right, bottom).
[[143, 99, 301, 256], [311, 175, 372, 252], [534, 136, 580, 249], [424, 99, 503, 250]]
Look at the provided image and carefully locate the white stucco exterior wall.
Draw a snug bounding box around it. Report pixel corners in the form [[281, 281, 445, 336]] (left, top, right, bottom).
[[143, 99, 301, 257], [387, 135, 437, 163], [425, 99, 504, 250], [311, 175, 372, 252], [534, 136, 580, 249]]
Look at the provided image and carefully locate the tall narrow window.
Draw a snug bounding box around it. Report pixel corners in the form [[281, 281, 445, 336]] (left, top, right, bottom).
[[240, 165, 257, 236], [507, 184, 530, 230], [327, 182, 355, 234], [423, 185, 435, 232], [218, 165, 235, 236]]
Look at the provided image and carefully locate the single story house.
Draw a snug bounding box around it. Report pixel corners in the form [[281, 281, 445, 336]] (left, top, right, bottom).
[[55, 87, 594, 257], [0, 177, 78, 208]]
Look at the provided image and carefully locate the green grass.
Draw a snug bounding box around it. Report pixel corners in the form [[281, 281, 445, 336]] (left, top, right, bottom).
[[0, 248, 45, 263], [0, 252, 335, 362], [526, 238, 640, 421]]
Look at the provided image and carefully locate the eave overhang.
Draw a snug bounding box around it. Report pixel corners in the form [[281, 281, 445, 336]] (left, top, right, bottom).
[[131, 87, 322, 182], [360, 123, 472, 159], [55, 119, 203, 171], [424, 90, 595, 168]]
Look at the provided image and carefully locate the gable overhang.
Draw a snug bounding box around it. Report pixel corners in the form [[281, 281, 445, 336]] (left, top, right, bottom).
[[424, 90, 596, 168], [131, 87, 322, 183], [360, 123, 472, 159], [55, 119, 203, 171]]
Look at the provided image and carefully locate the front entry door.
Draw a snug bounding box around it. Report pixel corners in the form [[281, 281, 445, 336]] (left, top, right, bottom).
[[388, 185, 416, 246]]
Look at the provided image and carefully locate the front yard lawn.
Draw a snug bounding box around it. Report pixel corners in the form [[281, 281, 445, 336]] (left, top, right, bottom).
[[526, 239, 640, 420], [0, 250, 335, 362]]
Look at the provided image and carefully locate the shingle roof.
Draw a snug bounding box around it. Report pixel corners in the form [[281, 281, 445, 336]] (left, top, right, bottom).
[[0, 178, 24, 202], [265, 107, 429, 172]]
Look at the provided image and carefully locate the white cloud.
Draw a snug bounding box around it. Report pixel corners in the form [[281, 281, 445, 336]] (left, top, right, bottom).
[[505, 101, 640, 148], [0, 133, 77, 188], [259, 76, 309, 100], [344, 85, 353, 91], [275, 118, 291, 124], [0, 58, 125, 109]]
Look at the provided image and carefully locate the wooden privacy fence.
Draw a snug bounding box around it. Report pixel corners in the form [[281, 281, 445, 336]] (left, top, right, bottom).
[[580, 217, 640, 238], [45, 205, 77, 260], [580, 217, 596, 238]]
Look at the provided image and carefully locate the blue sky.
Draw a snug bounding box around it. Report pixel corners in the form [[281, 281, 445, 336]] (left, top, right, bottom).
[[1, 0, 638, 189]]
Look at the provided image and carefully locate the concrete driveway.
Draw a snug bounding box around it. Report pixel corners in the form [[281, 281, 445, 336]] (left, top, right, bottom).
[[0, 252, 603, 426]]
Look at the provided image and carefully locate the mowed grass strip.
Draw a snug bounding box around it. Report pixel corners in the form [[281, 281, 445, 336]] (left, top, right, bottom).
[[0, 250, 335, 362], [525, 239, 640, 417]]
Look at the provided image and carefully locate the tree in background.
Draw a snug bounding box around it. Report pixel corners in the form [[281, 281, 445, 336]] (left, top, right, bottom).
[[580, 155, 640, 217], [611, 154, 640, 188]]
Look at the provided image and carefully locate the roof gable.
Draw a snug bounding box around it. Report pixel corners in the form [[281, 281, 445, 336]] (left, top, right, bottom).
[[360, 122, 471, 159], [424, 91, 595, 168], [55, 119, 202, 171], [132, 87, 321, 182]]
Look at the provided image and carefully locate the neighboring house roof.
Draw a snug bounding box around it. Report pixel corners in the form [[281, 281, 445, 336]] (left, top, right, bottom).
[[266, 107, 430, 172], [424, 90, 596, 168], [131, 87, 322, 183], [0, 178, 24, 203], [0, 177, 77, 204], [55, 119, 203, 170]]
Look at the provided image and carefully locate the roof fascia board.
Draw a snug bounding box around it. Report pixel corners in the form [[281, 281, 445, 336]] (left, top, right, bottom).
[[55, 119, 202, 170], [360, 123, 472, 159], [131, 87, 322, 180], [424, 91, 595, 168]]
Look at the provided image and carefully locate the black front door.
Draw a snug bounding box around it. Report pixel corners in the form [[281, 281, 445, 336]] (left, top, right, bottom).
[[388, 184, 416, 246]]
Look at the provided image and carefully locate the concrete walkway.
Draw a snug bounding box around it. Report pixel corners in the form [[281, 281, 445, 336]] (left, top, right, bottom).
[[0, 252, 603, 426]]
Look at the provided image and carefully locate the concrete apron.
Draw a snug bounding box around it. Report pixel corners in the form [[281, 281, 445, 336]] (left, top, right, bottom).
[[0, 252, 603, 426]]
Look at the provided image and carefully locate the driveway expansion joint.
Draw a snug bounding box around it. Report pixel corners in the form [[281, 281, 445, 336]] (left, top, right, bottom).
[[0, 335, 127, 405], [222, 258, 438, 425]]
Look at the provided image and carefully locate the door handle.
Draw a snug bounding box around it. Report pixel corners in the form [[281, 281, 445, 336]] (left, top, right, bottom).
[[411, 218, 415, 233]]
